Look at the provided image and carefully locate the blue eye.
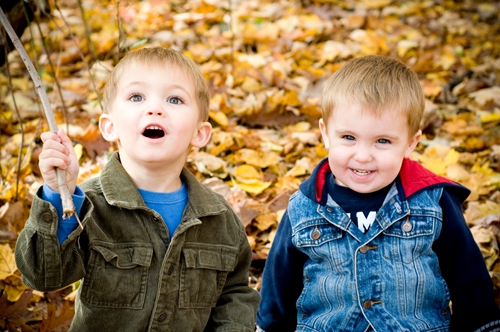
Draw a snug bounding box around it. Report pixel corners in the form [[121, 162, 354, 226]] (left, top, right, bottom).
[[377, 138, 390, 144], [167, 96, 183, 104], [129, 94, 144, 102], [343, 135, 355, 141]]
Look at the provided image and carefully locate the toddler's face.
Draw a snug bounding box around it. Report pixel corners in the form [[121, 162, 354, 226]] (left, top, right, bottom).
[[99, 61, 210, 171], [319, 103, 421, 194]]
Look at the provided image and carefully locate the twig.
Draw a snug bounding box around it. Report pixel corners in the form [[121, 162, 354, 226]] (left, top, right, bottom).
[[4, 42, 24, 201], [0, 6, 80, 224], [21, 1, 69, 132], [53, 0, 103, 110], [29, 3, 70, 132], [116, 0, 124, 56], [76, 0, 97, 61]]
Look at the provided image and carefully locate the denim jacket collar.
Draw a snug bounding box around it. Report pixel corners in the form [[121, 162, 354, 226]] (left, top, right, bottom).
[[316, 184, 411, 244]]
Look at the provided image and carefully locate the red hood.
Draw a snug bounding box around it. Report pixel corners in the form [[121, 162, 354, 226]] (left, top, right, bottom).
[[313, 158, 463, 203]]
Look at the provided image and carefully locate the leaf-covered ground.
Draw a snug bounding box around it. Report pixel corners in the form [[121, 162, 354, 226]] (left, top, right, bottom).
[[1, 0, 500, 329]]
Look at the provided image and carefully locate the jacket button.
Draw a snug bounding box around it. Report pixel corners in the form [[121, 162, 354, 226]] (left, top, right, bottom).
[[359, 245, 368, 254], [402, 219, 412, 232], [363, 300, 372, 309], [42, 212, 52, 223], [158, 313, 167, 322], [311, 228, 321, 240], [167, 265, 174, 275], [326, 207, 333, 212]]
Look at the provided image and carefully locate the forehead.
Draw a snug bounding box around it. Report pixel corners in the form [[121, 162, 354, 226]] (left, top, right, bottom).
[[116, 60, 194, 87], [330, 104, 410, 132]]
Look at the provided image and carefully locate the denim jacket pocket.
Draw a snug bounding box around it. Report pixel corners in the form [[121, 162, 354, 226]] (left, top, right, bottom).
[[382, 214, 437, 264], [293, 221, 349, 267], [179, 245, 237, 308], [81, 241, 153, 309]]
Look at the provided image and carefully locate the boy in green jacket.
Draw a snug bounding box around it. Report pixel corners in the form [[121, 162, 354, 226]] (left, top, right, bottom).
[[15, 47, 260, 331]]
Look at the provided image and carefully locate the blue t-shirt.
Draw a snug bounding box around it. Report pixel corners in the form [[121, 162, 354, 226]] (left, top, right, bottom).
[[138, 184, 188, 239], [43, 182, 188, 244]]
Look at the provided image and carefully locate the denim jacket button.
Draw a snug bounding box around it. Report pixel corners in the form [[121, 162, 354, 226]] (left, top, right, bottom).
[[363, 300, 372, 309], [158, 312, 167, 322], [41, 212, 52, 223], [311, 229, 321, 240], [402, 219, 413, 232], [359, 245, 368, 254]]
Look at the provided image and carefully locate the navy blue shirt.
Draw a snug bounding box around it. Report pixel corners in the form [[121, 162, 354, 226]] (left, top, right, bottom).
[[327, 175, 391, 234]]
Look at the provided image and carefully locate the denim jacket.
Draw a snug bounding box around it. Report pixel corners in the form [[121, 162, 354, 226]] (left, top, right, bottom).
[[15, 152, 260, 332], [257, 158, 500, 332]]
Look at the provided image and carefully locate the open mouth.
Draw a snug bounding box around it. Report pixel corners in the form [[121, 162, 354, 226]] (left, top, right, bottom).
[[142, 125, 165, 139]]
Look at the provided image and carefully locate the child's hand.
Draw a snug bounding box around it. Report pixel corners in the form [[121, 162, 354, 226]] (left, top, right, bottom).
[[38, 128, 79, 194]]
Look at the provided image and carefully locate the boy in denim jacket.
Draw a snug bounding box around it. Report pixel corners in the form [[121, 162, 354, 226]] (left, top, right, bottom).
[[15, 47, 260, 331], [257, 55, 500, 332]]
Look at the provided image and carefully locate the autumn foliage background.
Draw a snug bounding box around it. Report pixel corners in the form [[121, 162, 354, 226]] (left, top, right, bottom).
[[0, 0, 500, 330]]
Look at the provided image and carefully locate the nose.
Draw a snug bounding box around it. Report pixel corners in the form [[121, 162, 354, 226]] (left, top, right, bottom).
[[146, 104, 165, 117], [353, 144, 373, 163]]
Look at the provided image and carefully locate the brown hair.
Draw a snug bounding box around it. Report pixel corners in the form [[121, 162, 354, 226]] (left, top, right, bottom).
[[321, 55, 424, 136], [102, 47, 210, 121]]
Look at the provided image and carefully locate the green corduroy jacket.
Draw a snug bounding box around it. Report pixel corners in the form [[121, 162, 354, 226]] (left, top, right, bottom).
[[15, 152, 260, 331]]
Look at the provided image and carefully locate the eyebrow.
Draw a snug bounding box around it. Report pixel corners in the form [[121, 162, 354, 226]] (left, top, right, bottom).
[[122, 81, 194, 98]]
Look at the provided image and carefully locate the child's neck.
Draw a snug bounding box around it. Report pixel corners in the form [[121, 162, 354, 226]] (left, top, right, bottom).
[[132, 173, 183, 193], [119, 156, 184, 193]]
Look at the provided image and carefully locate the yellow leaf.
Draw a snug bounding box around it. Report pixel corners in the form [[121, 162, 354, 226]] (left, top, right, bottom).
[[481, 113, 500, 124], [397, 40, 419, 58], [209, 111, 229, 127], [234, 149, 280, 168], [0, 244, 17, 280], [5, 284, 24, 302], [189, 152, 228, 178], [240, 77, 262, 92], [234, 180, 272, 195], [283, 90, 301, 107], [418, 146, 459, 176], [285, 166, 307, 177], [435, 47, 457, 70], [361, 0, 392, 9], [233, 165, 262, 184]]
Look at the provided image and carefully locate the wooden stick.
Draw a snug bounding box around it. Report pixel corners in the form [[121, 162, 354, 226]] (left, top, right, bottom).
[[0, 6, 81, 226]]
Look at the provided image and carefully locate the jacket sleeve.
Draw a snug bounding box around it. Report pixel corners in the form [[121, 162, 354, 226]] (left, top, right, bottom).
[[206, 209, 261, 332], [41, 184, 86, 244], [433, 188, 500, 332], [14, 186, 89, 292], [256, 210, 308, 332]]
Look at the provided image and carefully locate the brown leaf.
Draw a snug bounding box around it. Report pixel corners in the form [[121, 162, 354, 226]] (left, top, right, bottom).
[[38, 301, 74, 332], [0, 290, 36, 331]]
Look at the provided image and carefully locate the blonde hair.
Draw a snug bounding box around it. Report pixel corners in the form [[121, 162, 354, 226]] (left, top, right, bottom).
[[102, 47, 210, 121], [321, 55, 424, 136]]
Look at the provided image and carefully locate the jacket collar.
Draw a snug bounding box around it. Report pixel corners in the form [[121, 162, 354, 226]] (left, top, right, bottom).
[[99, 152, 227, 218], [301, 157, 470, 204]]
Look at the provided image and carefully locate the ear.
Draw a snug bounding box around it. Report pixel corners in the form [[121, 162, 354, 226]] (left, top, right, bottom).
[[99, 113, 119, 142], [404, 129, 422, 158], [319, 118, 330, 149], [190, 121, 212, 148]]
